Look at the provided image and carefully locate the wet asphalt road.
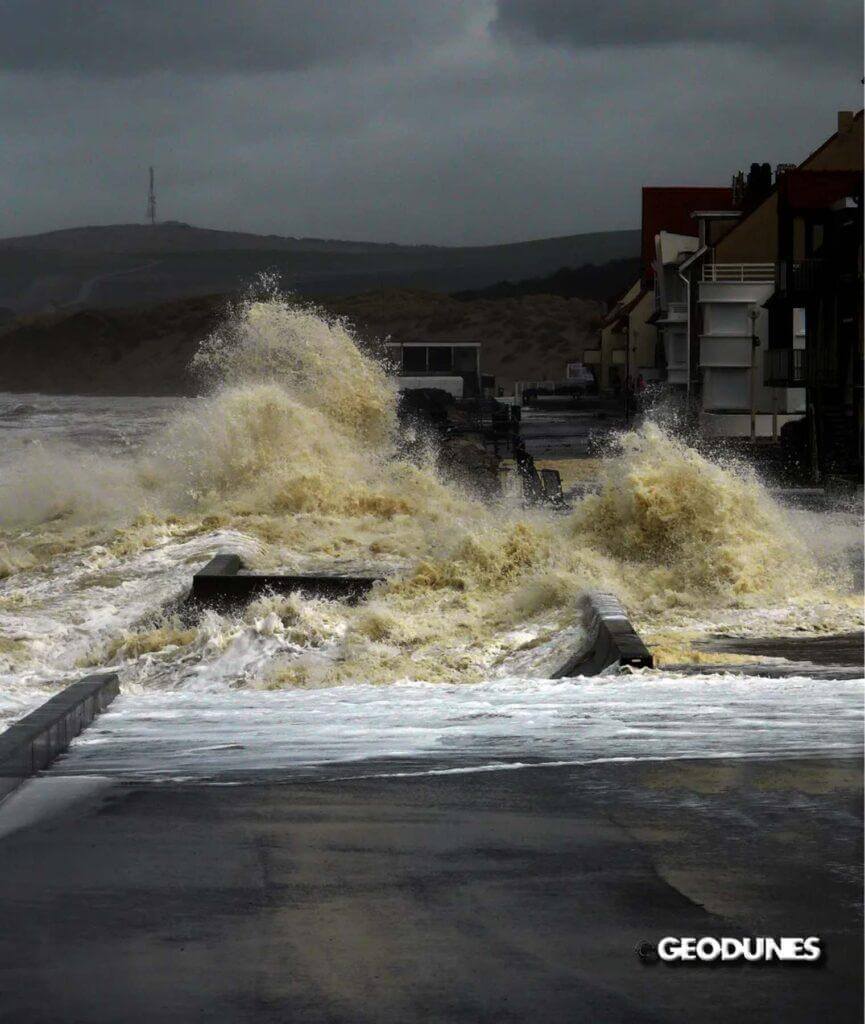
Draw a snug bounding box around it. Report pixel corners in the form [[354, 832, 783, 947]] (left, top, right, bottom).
[[0, 755, 860, 1023]]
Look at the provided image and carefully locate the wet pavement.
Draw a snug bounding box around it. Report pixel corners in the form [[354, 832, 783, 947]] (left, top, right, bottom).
[[0, 756, 859, 1023], [519, 396, 627, 459], [698, 632, 863, 669]]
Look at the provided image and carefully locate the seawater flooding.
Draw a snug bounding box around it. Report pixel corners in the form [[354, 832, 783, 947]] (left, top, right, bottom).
[[0, 290, 862, 780]]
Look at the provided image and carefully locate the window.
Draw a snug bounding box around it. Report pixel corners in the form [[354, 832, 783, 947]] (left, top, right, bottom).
[[402, 347, 427, 372], [453, 346, 478, 372], [793, 307, 806, 349], [428, 346, 453, 372]]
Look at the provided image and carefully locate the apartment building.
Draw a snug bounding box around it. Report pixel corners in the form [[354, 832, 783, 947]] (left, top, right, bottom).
[[769, 162, 863, 477], [677, 110, 863, 439], [599, 187, 736, 393]]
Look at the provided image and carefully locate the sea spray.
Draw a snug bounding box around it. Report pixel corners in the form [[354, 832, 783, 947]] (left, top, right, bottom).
[[0, 288, 858, 689], [571, 422, 814, 603]]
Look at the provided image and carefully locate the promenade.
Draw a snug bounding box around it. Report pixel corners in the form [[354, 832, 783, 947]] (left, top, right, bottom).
[[0, 755, 860, 1022]]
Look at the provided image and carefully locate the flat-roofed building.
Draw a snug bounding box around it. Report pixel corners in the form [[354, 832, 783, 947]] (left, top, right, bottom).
[[386, 341, 482, 398]]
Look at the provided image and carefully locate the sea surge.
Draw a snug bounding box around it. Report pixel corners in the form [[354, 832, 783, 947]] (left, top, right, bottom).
[[0, 286, 860, 700]]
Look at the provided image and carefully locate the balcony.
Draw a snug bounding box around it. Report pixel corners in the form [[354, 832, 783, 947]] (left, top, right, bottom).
[[666, 301, 687, 320], [702, 262, 775, 283], [764, 348, 806, 386], [700, 336, 754, 368]]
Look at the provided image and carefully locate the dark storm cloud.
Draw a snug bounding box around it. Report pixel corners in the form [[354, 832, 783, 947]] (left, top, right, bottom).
[[0, 0, 860, 244], [0, 0, 470, 75], [494, 0, 863, 62]]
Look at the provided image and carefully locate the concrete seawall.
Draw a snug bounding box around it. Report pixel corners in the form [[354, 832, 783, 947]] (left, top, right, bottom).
[[190, 553, 383, 608], [553, 591, 653, 676], [193, 561, 654, 677], [0, 673, 119, 802]]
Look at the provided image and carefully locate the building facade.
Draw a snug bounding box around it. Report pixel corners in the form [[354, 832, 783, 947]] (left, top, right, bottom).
[[769, 164, 863, 478], [638, 187, 739, 393], [386, 341, 482, 398], [678, 110, 863, 440]]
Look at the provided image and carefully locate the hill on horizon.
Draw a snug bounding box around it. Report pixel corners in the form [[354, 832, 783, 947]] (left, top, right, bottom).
[[453, 257, 641, 304], [0, 221, 639, 313]]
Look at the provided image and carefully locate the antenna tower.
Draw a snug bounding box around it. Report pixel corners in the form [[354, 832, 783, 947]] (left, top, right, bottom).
[[146, 166, 157, 225]]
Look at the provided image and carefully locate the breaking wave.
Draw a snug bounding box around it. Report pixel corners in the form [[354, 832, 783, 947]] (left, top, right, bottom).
[[0, 286, 859, 693]]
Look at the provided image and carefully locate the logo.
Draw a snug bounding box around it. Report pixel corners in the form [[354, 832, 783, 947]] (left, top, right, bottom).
[[635, 937, 822, 964]]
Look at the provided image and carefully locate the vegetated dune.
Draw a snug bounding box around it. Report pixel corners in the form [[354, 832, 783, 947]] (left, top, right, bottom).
[[329, 289, 602, 393], [0, 295, 226, 395], [0, 288, 602, 395]]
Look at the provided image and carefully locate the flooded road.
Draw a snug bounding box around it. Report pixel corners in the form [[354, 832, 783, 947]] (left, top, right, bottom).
[[1, 293, 862, 782]]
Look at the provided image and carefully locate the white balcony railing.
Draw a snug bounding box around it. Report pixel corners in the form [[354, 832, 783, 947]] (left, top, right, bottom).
[[702, 262, 775, 283], [666, 301, 687, 319]]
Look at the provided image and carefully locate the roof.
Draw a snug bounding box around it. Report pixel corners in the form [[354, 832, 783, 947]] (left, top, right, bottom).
[[386, 340, 481, 347], [678, 244, 709, 273], [690, 210, 742, 219], [714, 109, 863, 255], [602, 284, 650, 329], [797, 108, 863, 169], [656, 231, 699, 266], [641, 187, 736, 283], [605, 276, 642, 313]]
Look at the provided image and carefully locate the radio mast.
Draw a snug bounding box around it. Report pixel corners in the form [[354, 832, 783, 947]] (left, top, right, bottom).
[[146, 166, 157, 225]]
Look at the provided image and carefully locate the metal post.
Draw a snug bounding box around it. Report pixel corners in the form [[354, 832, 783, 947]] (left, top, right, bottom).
[[624, 320, 631, 424], [749, 307, 759, 441]]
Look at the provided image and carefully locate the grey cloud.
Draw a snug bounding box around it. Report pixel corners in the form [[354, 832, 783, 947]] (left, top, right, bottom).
[[0, 1, 860, 245], [0, 0, 472, 76], [493, 0, 863, 62]]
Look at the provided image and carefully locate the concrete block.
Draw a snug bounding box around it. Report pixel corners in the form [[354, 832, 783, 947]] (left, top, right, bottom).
[[553, 592, 653, 677], [189, 554, 383, 609], [0, 674, 120, 804]]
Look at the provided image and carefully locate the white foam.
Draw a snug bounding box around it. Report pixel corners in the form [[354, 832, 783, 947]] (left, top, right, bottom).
[[48, 674, 864, 781]]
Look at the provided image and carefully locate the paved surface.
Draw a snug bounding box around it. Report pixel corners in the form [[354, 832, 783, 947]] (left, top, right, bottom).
[[667, 631, 863, 680], [519, 397, 627, 458], [0, 756, 860, 1023], [663, 631, 865, 679], [699, 632, 864, 669]]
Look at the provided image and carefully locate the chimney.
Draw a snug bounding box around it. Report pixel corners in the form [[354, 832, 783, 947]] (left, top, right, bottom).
[[742, 162, 773, 211], [837, 110, 854, 133]]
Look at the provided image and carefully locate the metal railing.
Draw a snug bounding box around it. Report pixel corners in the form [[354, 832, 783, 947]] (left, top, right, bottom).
[[764, 348, 806, 386], [666, 301, 687, 318], [702, 262, 776, 283]]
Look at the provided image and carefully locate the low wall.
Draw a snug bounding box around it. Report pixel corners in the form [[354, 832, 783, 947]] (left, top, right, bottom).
[[0, 673, 119, 803], [189, 554, 383, 608], [553, 592, 653, 677]]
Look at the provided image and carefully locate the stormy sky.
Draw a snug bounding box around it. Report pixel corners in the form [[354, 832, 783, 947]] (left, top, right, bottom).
[[1, 1, 861, 245]]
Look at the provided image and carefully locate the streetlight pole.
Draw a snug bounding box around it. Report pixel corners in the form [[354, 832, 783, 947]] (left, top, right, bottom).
[[748, 307, 759, 442], [624, 320, 631, 424]]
